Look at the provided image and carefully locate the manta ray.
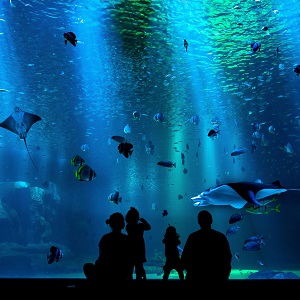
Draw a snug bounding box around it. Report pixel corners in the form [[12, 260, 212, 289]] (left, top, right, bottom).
[[0, 107, 42, 172], [191, 180, 300, 209]]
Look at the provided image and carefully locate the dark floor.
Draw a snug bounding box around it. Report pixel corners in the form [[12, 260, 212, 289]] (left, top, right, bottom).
[[0, 279, 299, 296]]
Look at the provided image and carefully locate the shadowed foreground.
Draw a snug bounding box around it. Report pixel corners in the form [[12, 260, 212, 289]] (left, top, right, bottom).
[[0, 279, 299, 296]]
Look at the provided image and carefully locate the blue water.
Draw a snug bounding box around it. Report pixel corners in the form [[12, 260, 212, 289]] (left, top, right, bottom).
[[0, 0, 300, 279]]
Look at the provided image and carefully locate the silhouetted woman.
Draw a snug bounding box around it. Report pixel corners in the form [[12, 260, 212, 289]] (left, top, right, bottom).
[[83, 212, 131, 287]]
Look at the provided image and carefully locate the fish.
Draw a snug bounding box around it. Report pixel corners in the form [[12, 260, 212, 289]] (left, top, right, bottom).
[[208, 129, 219, 139], [261, 26, 269, 31], [111, 135, 127, 143], [47, 246, 63, 264], [153, 112, 164, 122], [184, 39, 188, 52], [80, 143, 89, 151], [108, 191, 122, 205], [244, 235, 265, 245], [118, 142, 133, 158], [245, 203, 281, 215], [294, 64, 300, 76], [145, 141, 155, 155], [251, 42, 261, 53], [257, 260, 264, 266], [243, 241, 264, 251], [132, 111, 148, 120], [189, 115, 200, 125], [268, 125, 276, 134], [228, 212, 246, 224], [231, 147, 247, 156], [162, 209, 168, 217], [75, 164, 96, 181], [275, 47, 279, 58], [123, 124, 131, 134], [178, 194, 183, 200], [181, 152, 185, 162], [284, 142, 293, 154], [226, 225, 240, 236], [157, 161, 176, 168], [190, 180, 300, 209], [71, 154, 85, 166], [0, 107, 42, 172], [152, 202, 158, 211], [183, 168, 188, 174], [64, 31, 77, 47], [234, 253, 240, 261]]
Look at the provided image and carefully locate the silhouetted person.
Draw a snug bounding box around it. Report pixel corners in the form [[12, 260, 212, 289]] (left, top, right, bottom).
[[181, 210, 232, 286], [125, 207, 151, 280], [83, 212, 131, 287], [162, 224, 184, 281]]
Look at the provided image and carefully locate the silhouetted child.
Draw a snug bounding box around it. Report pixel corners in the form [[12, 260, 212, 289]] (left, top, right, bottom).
[[125, 206, 151, 280], [162, 224, 184, 280]]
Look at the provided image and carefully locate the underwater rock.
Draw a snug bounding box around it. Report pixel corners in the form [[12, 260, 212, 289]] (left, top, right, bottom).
[[14, 181, 30, 189]]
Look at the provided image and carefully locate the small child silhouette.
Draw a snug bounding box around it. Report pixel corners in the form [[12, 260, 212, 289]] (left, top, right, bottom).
[[125, 207, 151, 280], [162, 224, 184, 280]]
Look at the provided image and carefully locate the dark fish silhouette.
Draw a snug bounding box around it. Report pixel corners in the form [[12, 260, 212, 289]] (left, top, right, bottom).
[[228, 212, 246, 224], [208, 129, 219, 139], [118, 142, 133, 158], [47, 246, 63, 264], [157, 161, 176, 168], [184, 39, 188, 52], [75, 164, 96, 181], [0, 107, 41, 172], [111, 135, 127, 143], [64, 31, 77, 47], [251, 42, 261, 53], [294, 64, 300, 76], [71, 154, 85, 167]]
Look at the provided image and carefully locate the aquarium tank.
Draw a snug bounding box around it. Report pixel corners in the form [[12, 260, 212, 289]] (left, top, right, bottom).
[[0, 0, 299, 280]]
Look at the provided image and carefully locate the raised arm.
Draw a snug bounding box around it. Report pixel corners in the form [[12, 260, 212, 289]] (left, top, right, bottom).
[[139, 218, 151, 230]]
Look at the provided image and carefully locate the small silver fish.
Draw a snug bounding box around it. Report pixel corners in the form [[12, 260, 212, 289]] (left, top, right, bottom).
[[123, 124, 131, 134]]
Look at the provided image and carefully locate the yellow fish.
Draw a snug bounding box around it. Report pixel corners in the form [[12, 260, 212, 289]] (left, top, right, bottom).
[[245, 203, 280, 215]]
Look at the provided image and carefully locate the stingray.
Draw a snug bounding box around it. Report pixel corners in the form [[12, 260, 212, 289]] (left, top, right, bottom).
[[191, 180, 300, 209], [0, 107, 42, 172]]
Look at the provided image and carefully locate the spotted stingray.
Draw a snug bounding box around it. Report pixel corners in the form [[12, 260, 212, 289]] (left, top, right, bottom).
[[191, 180, 300, 209]]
